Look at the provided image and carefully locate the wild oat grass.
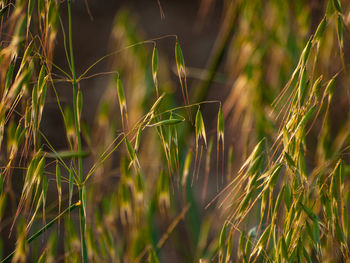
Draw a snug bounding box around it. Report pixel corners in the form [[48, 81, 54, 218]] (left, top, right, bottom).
[[0, 0, 349, 262]]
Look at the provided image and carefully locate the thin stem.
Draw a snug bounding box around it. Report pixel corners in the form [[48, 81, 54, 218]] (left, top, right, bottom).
[[67, 1, 88, 262], [1, 202, 81, 263]]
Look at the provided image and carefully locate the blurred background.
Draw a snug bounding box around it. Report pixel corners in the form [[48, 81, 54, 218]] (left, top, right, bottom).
[[1, 0, 350, 262], [46, 0, 225, 148]]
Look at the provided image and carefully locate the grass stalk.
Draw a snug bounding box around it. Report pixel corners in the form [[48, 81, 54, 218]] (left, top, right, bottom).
[[67, 1, 88, 262], [1, 202, 81, 263]]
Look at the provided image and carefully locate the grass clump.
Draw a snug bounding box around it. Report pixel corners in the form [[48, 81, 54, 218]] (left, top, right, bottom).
[[0, 0, 349, 262]]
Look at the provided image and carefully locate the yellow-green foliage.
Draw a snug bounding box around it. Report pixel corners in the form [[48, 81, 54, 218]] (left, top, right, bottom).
[[0, 0, 349, 263]]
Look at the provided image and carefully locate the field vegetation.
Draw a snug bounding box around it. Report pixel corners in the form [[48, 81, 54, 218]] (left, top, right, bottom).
[[0, 0, 349, 262]]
